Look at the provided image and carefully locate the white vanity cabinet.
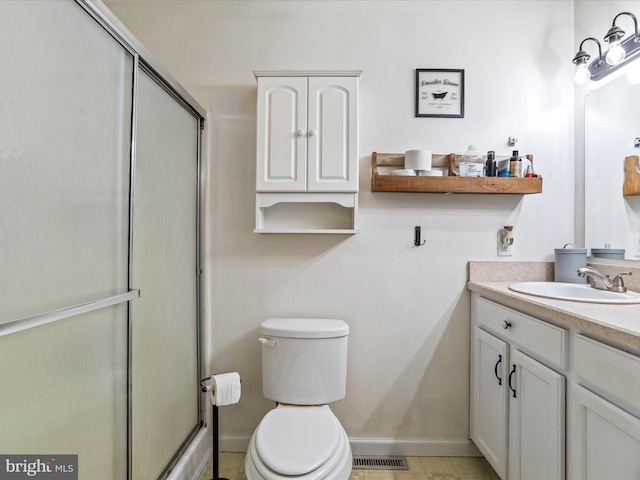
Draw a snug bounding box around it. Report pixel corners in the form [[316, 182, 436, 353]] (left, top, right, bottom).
[[253, 71, 361, 233], [471, 295, 567, 480], [569, 334, 640, 479]]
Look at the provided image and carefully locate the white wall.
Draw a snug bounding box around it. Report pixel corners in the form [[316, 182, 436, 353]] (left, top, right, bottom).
[[105, 0, 575, 455]]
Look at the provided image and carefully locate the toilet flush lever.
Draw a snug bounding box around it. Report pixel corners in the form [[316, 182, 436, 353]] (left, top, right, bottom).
[[258, 337, 275, 348]]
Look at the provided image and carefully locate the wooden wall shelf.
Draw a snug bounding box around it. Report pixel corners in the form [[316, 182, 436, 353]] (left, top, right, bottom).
[[371, 152, 543, 194], [623, 155, 640, 196]]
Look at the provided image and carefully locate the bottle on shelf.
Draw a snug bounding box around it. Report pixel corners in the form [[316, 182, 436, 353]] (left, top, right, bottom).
[[509, 150, 522, 177], [485, 151, 496, 177], [461, 145, 484, 177]]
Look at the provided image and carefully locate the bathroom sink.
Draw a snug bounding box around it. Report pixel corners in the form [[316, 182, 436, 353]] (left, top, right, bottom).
[[508, 282, 640, 304]]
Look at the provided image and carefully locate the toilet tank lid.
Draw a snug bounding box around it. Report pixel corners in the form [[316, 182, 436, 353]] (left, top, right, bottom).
[[260, 318, 349, 338]]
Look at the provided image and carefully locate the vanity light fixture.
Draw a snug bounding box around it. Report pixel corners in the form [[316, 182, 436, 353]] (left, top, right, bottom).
[[573, 11, 640, 83], [572, 38, 603, 85], [604, 12, 639, 65]]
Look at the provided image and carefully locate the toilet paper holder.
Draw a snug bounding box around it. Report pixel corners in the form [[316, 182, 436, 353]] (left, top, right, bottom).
[[199, 374, 243, 480], [199, 374, 243, 394]]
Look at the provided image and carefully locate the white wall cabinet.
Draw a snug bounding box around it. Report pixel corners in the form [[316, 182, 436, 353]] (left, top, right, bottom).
[[471, 296, 566, 480], [254, 71, 361, 233]]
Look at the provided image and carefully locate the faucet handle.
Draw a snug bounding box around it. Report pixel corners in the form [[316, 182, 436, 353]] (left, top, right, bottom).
[[611, 272, 632, 292]]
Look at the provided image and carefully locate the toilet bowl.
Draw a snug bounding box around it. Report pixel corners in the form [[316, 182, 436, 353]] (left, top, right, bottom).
[[245, 405, 352, 480], [245, 318, 352, 480]]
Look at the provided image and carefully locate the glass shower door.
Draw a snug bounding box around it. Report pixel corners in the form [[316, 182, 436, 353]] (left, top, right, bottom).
[[0, 1, 133, 478], [131, 68, 201, 479]]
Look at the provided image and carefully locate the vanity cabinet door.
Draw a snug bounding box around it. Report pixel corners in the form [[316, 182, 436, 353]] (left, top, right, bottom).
[[471, 328, 508, 479], [569, 384, 640, 479], [508, 349, 565, 480]]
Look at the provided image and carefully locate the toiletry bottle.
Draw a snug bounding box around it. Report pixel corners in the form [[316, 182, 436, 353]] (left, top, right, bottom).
[[525, 165, 534, 177], [514, 155, 523, 177], [462, 145, 482, 177], [509, 150, 522, 177], [497, 154, 510, 177], [485, 151, 496, 177]]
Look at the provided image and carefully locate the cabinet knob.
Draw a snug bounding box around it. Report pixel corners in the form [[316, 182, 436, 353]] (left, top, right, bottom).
[[502, 320, 512, 330], [296, 129, 306, 137], [308, 128, 317, 137]]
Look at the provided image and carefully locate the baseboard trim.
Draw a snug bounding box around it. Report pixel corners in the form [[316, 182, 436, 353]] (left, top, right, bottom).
[[349, 437, 482, 457], [220, 435, 481, 457]]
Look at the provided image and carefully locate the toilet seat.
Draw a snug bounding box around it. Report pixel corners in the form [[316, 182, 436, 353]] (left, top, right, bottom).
[[246, 405, 352, 480]]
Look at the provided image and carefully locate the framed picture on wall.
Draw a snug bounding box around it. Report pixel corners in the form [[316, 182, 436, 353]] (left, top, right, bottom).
[[415, 69, 464, 118]]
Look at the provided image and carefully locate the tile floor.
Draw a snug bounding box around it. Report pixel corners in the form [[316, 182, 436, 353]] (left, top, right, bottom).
[[199, 452, 500, 480]]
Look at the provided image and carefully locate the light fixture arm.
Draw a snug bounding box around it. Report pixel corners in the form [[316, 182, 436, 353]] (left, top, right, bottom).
[[611, 12, 639, 41], [574, 37, 604, 65]]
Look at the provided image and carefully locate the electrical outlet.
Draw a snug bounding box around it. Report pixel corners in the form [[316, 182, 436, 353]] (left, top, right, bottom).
[[635, 233, 640, 257], [498, 229, 513, 256]]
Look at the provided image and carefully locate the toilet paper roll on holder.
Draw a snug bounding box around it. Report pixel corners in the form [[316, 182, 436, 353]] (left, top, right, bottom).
[[199, 374, 242, 480], [199, 374, 243, 393]]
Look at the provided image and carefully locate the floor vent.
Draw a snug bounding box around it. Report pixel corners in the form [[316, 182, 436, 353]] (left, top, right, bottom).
[[352, 455, 409, 470]]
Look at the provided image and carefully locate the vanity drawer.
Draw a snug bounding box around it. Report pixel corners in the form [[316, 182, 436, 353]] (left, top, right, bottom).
[[475, 297, 567, 368], [574, 334, 640, 410]]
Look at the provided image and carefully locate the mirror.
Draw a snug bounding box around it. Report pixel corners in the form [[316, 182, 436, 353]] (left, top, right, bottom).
[[584, 73, 640, 261]]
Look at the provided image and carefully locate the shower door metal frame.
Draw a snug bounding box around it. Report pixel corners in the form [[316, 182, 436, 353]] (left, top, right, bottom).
[[0, 1, 208, 478]]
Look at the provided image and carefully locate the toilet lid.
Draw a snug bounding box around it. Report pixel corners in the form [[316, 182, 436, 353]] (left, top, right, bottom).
[[255, 405, 341, 476]]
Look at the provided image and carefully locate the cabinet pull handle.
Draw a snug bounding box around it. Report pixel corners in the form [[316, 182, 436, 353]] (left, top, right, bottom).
[[296, 128, 306, 137], [508, 364, 517, 398], [308, 128, 317, 137], [494, 354, 502, 385], [502, 320, 512, 329]]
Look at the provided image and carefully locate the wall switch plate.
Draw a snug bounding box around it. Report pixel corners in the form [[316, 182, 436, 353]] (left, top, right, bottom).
[[635, 233, 640, 257]]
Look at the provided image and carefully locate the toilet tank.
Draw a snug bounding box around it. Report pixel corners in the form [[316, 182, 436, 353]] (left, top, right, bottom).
[[259, 318, 349, 405]]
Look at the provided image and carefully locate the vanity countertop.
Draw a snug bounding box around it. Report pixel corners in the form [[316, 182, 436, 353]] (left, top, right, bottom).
[[467, 280, 640, 352]]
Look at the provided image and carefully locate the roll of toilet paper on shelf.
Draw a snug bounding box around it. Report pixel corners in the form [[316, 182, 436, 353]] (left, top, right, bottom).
[[209, 372, 241, 406], [404, 150, 432, 171]]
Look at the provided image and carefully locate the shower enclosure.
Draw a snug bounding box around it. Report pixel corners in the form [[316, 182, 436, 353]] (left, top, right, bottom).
[[0, 1, 206, 478]]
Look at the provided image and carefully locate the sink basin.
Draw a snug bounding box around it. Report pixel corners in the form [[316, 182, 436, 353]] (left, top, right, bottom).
[[508, 282, 640, 304]]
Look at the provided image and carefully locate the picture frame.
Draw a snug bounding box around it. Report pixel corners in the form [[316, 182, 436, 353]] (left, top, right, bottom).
[[415, 69, 464, 118]]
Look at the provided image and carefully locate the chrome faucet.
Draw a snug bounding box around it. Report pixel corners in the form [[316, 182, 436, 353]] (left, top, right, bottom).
[[577, 266, 632, 292]]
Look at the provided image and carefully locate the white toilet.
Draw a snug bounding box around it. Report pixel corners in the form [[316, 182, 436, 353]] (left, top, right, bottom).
[[245, 318, 352, 480]]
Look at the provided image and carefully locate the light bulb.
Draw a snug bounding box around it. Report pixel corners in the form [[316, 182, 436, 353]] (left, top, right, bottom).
[[606, 41, 626, 65], [574, 63, 591, 85]]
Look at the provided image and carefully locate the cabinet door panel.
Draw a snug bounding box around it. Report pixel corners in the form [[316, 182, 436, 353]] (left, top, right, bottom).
[[570, 384, 640, 480], [257, 77, 307, 191], [471, 328, 508, 479], [307, 77, 357, 192], [509, 349, 565, 480]]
